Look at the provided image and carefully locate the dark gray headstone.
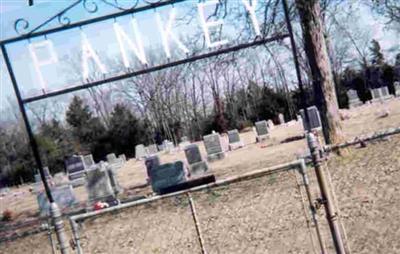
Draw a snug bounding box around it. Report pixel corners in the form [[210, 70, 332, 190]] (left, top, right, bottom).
[[228, 129, 240, 144], [184, 144, 202, 164], [37, 185, 77, 216], [65, 156, 85, 181], [149, 161, 186, 194], [86, 167, 114, 203], [145, 155, 161, 178], [255, 121, 268, 136], [203, 133, 223, 155], [299, 106, 322, 131]]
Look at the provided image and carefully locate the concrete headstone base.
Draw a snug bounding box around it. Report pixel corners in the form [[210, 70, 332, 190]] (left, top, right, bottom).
[[189, 161, 209, 177], [229, 141, 244, 151], [207, 152, 225, 162]]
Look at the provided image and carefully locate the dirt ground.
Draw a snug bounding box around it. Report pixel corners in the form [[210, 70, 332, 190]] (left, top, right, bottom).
[[1, 98, 400, 253]]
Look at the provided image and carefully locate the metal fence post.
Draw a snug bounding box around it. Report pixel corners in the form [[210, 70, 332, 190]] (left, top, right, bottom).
[[50, 203, 69, 254], [299, 159, 326, 254], [307, 132, 346, 254]]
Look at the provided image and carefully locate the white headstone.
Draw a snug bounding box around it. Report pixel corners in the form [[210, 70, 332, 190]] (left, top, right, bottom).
[[395, 81, 400, 97], [278, 114, 285, 125], [203, 133, 225, 162], [135, 144, 147, 160]]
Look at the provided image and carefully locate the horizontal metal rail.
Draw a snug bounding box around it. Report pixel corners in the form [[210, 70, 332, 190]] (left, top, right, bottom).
[[324, 126, 400, 153], [70, 159, 301, 223], [0, 0, 187, 45], [22, 34, 288, 104]]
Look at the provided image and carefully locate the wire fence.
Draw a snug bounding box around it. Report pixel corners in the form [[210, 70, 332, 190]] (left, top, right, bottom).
[[68, 160, 323, 254], [324, 132, 400, 254]]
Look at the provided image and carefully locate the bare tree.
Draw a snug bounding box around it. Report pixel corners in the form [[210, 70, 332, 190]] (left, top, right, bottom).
[[295, 0, 345, 144]]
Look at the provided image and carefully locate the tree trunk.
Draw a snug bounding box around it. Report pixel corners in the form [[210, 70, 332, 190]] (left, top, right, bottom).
[[295, 0, 345, 144]]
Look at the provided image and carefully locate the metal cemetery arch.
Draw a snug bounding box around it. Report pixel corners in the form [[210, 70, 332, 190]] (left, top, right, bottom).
[[1, 0, 311, 253]]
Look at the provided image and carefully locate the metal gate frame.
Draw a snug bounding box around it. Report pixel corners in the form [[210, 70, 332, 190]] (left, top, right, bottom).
[[1, 0, 312, 253]]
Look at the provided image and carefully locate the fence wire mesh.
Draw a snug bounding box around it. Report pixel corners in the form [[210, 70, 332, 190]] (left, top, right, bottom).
[[73, 165, 320, 254], [0, 222, 56, 254], [325, 133, 400, 253]]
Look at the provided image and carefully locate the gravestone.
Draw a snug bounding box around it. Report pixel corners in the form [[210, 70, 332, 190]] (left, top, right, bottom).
[[227, 129, 244, 150], [85, 166, 115, 204], [395, 81, 400, 97], [278, 113, 285, 125], [83, 154, 95, 168], [371, 87, 392, 101], [65, 156, 86, 187], [146, 144, 158, 155], [203, 133, 225, 162], [347, 89, 362, 108], [267, 119, 275, 130], [37, 185, 77, 216], [53, 173, 69, 187], [255, 120, 269, 142], [148, 161, 186, 194], [181, 136, 189, 142], [145, 155, 161, 180], [33, 168, 53, 193], [106, 164, 123, 195], [179, 141, 191, 150], [184, 144, 208, 176], [163, 140, 175, 153], [108, 157, 124, 171], [299, 106, 322, 131], [118, 154, 126, 163], [135, 144, 147, 160], [106, 153, 117, 163]]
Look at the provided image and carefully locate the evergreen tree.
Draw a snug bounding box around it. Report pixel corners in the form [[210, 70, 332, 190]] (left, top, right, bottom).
[[369, 39, 385, 65], [66, 96, 106, 154], [108, 104, 147, 157]]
